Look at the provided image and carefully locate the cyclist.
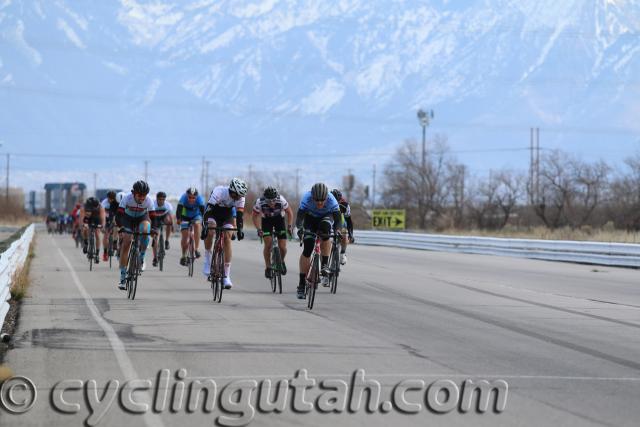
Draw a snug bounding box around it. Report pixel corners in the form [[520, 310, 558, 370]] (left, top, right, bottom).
[[202, 178, 248, 289], [46, 210, 58, 233], [251, 186, 294, 279], [151, 191, 174, 267], [295, 183, 341, 299], [176, 187, 205, 266], [330, 189, 355, 265], [80, 197, 106, 263], [100, 191, 119, 262], [71, 203, 82, 243], [116, 180, 154, 290]]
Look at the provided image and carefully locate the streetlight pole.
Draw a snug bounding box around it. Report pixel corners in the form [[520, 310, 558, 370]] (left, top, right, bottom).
[[416, 109, 434, 229]]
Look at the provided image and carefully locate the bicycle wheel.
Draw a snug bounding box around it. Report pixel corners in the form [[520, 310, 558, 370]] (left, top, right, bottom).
[[158, 230, 165, 272], [274, 246, 283, 294], [127, 240, 139, 300], [330, 243, 340, 294], [108, 233, 114, 269], [187, 233, 195, 277], [88, 232, 94, 271], [270, 246, 278, 293], [307, 255, 318, 309], [215, 245, 225, 303]]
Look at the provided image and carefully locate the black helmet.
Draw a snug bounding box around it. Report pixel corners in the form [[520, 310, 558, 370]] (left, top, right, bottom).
[[107, 190, 116, 199], [263, 186, 279, 200], [311, 183, 328, 201], [186, 186, 198, 196], [331, 189, 342, 201], [132, 180, 150, 195], [156, 191, 166, 198], [85, 197, 99, 209]]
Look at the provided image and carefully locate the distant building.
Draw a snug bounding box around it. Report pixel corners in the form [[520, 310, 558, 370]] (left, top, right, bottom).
[[44, 183, 87, 213]]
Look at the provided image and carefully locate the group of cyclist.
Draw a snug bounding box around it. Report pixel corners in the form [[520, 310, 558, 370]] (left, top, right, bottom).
[[59, 177, 355, 299]]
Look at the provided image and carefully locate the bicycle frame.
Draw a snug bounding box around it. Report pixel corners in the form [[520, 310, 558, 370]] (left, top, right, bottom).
[[207, 225, 238, 303]]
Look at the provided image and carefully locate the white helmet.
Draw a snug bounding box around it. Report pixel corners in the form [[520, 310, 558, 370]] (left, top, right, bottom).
[[229, 178, 248, 196]]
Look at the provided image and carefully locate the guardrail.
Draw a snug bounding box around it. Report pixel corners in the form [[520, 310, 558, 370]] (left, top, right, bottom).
[[0, 224, 35, 325], [354, 230, 640, 268]]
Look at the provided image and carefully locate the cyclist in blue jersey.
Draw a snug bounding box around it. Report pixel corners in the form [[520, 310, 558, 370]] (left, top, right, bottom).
[[295, 183, 342, 299], [176, 187, 205, 266]]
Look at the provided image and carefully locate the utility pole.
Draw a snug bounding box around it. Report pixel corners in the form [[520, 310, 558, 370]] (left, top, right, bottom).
[[93, 173, 97, 197], [529, 128, 534, 204], [5, 153, 9, 203], [248, 164, 253, 187], [201, 156, 205, 194], [372, 164, 376, 209], [295, 168, 300, 201], [205, 161, 210, 196], [535, 127, 540, 204], [144, 160, 148, 182]]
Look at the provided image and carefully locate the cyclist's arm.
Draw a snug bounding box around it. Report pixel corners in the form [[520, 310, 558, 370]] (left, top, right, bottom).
[[332, 209, 341, 232], [251, 210, 261, 230], [79, 208, 86, 224], [295, 208, 306, 230], [285, 206, 294, 228], [346, 216, 353, 236], [116, 207, 124, 227], [175, 204, 184, 223], [236, 208, 244, 230]]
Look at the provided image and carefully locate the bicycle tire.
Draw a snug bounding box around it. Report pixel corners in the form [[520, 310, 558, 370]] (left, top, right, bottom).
[[216, 245, 225, 303], [88, 231, 94, 271], [307, 255, 318, 309], [330, 242, 340, 294], [274, 246, 283, 294], [270, 246, 278, 293], [158, 230, 165, 272], [188, 230, 195, 277], [108, 232, 114, 269], [127, 239, 139, 300]]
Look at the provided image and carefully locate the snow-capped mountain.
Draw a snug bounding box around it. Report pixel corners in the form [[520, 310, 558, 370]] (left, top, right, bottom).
[[1, 0, 639, 193]]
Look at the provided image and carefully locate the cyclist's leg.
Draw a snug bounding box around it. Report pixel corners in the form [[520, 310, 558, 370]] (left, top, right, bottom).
[[192, 217, 202, 253], [180, 219, 189, 258], [164, 215, 173, 248], [262, 217, 273, 269], [298, 216, 318, 292], [274, 216, 288, 260]]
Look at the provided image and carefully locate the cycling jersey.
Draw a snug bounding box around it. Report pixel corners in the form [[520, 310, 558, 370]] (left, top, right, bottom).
[[118, 192, 154, 218], [207, 186, 245, 210], [177, 193, 205, 219], [298, 191, 340, 218], [152, 200, 174, 218], [253, 195, 289, 218], [101, 199, 119, 218]]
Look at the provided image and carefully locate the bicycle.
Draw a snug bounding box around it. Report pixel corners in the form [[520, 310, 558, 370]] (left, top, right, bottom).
[[185, 220, 198, 277], [156, 223, 166, 272], [106, 222, 116, 269], [300, 232, 326, 310], [121, 229, 151, 300], [86, 224, 101, 271], [327, 230, 342, 294], [206, 225, 238, 303], [261, 230, 291, 294]]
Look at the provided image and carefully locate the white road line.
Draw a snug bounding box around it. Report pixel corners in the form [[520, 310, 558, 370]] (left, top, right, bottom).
[[54, 240, 165, 427], [184, 373, 640, 382]]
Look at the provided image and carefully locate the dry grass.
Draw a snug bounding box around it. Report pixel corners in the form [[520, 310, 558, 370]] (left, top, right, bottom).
[[9, 240, 35, 301], [410, 226, 640, 244]]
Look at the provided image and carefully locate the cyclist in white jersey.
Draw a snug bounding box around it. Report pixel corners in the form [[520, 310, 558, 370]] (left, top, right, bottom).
[[201, 178, 248, 289], [115, 180, 154, 290], [251, 186, 294, 279], [151, 191, 174, 267]]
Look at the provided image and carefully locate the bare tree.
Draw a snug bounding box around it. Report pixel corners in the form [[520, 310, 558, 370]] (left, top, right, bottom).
[[382, 136, 458, 229]]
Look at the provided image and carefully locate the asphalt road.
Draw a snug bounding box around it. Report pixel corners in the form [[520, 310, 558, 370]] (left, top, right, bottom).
[[2, 230, 639, 426]]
